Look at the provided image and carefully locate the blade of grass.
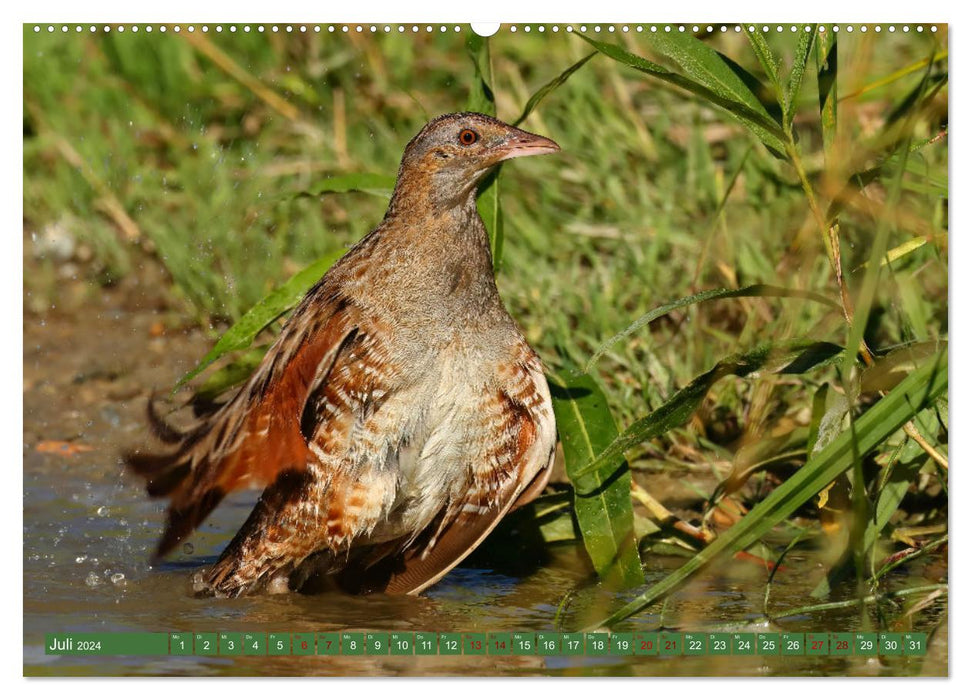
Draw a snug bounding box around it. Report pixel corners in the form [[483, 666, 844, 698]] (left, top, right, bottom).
[[175, 250, 344, 390], [466, 33, 504, 269], [576, 340, 844, 480], [300, 173, 395, 199], [588, 350, 946, 629], [513, 52, 596, 126], [584, 284, 840, 373]]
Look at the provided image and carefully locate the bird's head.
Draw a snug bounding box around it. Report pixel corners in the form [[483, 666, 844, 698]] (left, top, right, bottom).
[[390, 112, 560, 213]]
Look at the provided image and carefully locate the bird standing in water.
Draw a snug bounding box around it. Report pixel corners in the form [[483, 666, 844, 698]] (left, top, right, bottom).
[[127, 113, 560, 597]]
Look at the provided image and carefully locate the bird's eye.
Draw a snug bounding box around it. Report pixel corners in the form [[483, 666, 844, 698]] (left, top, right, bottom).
[[458, 129, 479, 146]]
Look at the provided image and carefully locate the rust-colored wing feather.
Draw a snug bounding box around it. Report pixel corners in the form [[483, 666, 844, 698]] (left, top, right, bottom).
[[125, 285, 359, 558]]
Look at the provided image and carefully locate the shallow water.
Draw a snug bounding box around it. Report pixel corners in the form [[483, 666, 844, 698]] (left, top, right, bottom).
[[22, 284, 947, 677]]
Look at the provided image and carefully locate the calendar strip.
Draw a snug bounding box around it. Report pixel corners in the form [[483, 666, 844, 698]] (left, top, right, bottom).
[[44, 631, 927, 657]]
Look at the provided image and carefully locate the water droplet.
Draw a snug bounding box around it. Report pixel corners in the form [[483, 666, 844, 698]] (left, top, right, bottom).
[[182, 542, 195, 555], [110, 572, 126, 585], [75, 555, 87, 564], [96, 506, 108, 517], [85, 572, 101, 587]]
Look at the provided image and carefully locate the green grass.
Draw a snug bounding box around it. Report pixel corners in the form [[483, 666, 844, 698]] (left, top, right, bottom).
[[23, 24, 948, 629]]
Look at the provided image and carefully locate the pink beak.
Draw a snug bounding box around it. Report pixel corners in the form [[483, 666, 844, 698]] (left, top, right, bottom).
[[494, 128, 560, 162]]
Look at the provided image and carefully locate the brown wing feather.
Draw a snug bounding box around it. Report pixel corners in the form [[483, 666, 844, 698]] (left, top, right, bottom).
[[125, 287, 360, 557]]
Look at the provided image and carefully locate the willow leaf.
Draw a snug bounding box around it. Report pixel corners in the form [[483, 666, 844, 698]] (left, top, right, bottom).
[[548, 367, 644, 589]]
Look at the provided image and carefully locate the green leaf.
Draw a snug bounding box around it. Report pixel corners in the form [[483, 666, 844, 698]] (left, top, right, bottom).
[[577, 34, 787, 156], [465, 33, 496, 117], [590, 350, 947, 628], [301, 173, 396, 199], [784, 26, 817, 130], [547, 366, 644, 589], [742, 26, 781, 96], [815, 29, 838, 161], [583, 284, 840, 372], [513, 52, 596, 126], [465, 33, 504, 269], [193, 345, 270, 401], [575, 340, 843, 481], [476, 169, 504, 269], [647, 30, 773, 119], [174, 250, 344, 390]]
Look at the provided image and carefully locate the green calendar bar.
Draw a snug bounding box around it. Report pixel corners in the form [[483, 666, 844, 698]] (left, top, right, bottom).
[[732, 633, 755, 655], [341, 632, 365, 656], [684, 632, 705, 656], [463, 633, 486, 655], [513, 632, 536, 655], [43, 631, 931, 656], [268, 633, 290, 656], [391, 632, 414, 655], [634, 632, 658, 656], [488, 632, 512, 655], [170, 633, 192, 656], [316, 632, 339, 655], [219, 632, 242, 656], [415, 632, 438, 655], [807, 632, 829, 656], [44, 633, 169, 656], [292, 633, 315, 656], [195, 633, 217, 656], [903, 632, 927, 656], [562, 632, 584, 656]]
